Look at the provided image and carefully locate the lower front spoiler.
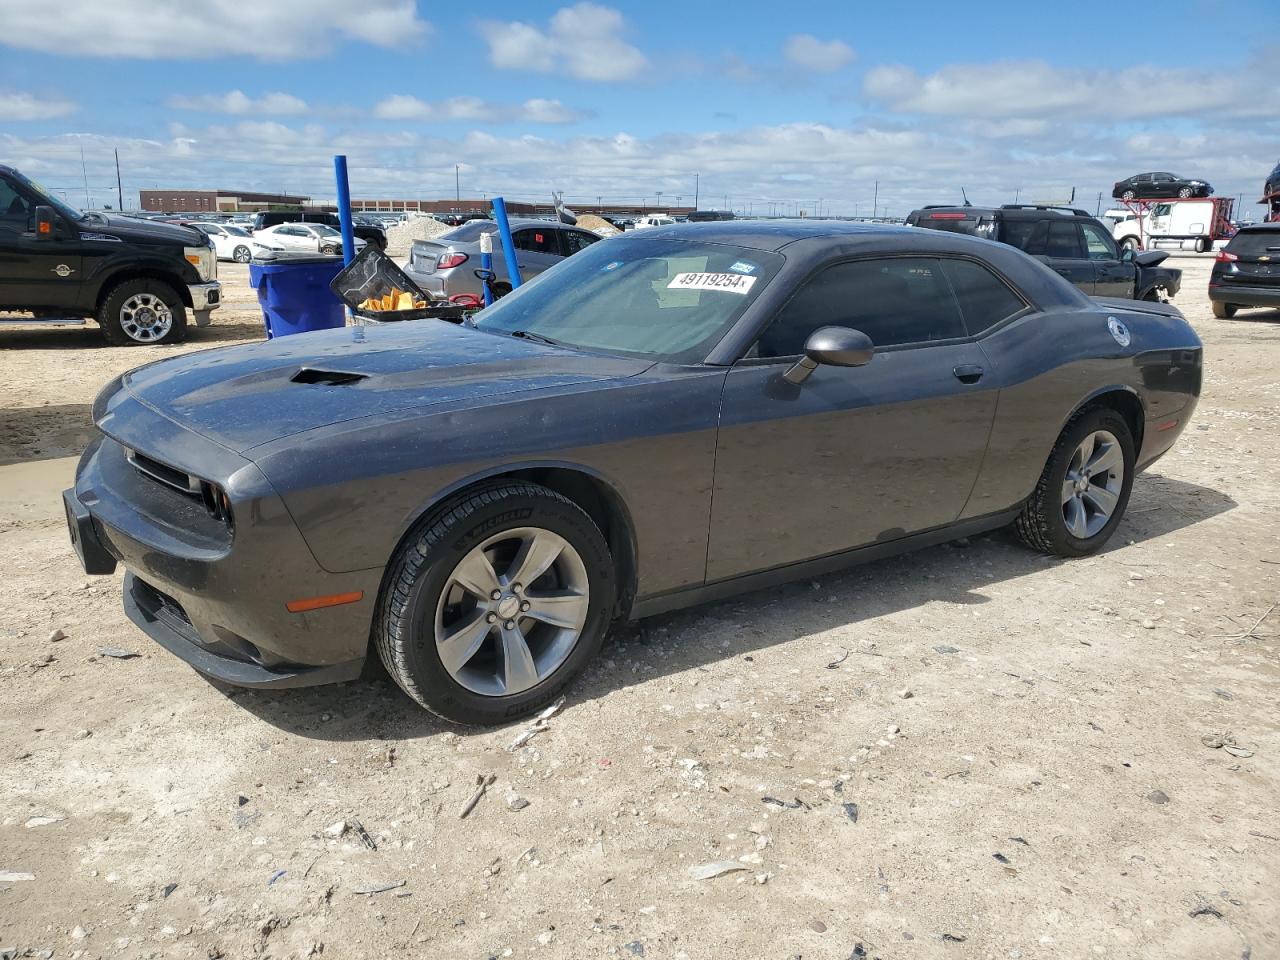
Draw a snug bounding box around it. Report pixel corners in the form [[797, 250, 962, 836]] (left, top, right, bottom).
[[122, 571, 364, 689]]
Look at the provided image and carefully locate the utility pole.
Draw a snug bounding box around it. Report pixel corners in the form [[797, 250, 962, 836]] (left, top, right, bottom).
[[455, 164, 460, 202], [656, 190, 662, 211], [114, 148, 123, 210], [872, 180, 879, 219], [80, 146, 91, 208], [1096, 192, 1102, 216], [693, 173, 699, 211], [1014, 187, 1020, 204]]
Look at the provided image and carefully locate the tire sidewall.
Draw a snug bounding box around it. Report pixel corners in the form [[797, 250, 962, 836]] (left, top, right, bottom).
[[233, 245, 251, 263], [99, 279, 188, 346], [388, 489, 615, 724], [1043, 410, 1136, 556]]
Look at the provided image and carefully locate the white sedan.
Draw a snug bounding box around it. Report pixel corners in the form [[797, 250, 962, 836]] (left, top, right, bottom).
[[195, 223, 282, 263], [254, 223, 366, 256]]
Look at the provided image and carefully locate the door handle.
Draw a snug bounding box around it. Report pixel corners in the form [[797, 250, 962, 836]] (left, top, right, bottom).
[[953, 364, 984, 384]]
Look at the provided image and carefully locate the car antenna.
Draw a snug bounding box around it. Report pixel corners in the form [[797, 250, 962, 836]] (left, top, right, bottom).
[[961, 187, 972, 207]]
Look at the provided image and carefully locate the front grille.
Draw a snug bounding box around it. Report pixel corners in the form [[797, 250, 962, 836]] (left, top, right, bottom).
[[125, 448, 201, 497]]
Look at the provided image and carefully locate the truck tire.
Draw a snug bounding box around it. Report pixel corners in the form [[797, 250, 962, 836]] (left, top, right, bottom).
[[1195, 237, 1210, 253], [1119, 236, 1141, 253], [1212, 301, 1237, 319], [98, 278, 188, 346]]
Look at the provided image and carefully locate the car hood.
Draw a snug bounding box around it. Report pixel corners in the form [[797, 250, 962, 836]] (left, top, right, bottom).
[[79, 213, 207, 246], [119, 321, 652, 454]]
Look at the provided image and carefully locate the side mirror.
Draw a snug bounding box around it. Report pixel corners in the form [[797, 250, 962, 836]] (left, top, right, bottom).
[[1120, 247, 1135, 263], [34, 205, 57, 240], [783, 326, 875, 385]]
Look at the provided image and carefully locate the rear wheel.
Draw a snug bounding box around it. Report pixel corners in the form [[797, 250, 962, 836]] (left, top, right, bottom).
[[374, 482, 616, 725], [1212, 301, 1238, 319], [1121, 190, 1136, 201], [232, 245, 252, 263], [1015, 408, 1135, 558], [98, 279, 188, 346]]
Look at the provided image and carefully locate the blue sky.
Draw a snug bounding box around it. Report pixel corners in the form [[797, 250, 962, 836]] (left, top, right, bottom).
[[1, 0, 1277, 217]]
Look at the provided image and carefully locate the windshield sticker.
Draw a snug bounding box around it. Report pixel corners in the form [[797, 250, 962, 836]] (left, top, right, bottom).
[[667, 272, 757, 295], [728, 261, 757, 275], [601, 260, 623, 272]]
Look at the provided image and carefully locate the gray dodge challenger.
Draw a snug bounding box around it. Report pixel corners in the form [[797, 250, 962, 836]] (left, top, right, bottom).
[[64, 222, 1202, 724]]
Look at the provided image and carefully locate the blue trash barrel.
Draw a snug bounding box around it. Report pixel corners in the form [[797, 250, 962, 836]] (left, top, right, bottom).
[[248, 251, 346, 339]]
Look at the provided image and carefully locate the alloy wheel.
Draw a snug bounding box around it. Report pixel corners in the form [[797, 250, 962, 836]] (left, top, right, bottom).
[[1060, 429, 1124, 539], [434, 526, 590, 697], [119, 293, 174, 343]]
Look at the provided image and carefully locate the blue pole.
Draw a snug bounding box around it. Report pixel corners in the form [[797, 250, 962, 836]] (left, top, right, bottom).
[[480, 230, 494, 306], [491, 196, 522, 289], [333, 155, 356, 266]]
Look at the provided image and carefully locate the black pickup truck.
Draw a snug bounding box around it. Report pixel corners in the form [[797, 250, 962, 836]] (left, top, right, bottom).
[[0, 164, 221, 345]]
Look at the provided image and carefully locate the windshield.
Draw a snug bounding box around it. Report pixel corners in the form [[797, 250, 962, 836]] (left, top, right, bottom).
[[471, 236, 782, 363], [225, 225, 251, 237], [1226, 230, 1280, 257], [14, 171, 84, 221]]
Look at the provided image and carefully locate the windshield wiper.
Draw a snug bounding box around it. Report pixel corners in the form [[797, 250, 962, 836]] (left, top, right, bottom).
[[509, 329, 569, 348]]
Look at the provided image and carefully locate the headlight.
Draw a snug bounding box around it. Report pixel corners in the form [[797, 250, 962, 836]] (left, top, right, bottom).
[[183, 245, 216, 281]]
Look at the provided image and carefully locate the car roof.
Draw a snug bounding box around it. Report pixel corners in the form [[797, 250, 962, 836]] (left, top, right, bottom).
[[637, 219, 920, 252], [1234, 222, 1280, 233]]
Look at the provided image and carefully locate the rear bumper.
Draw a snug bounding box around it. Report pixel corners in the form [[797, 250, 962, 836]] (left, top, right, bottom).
[[1208, 283, 1280, 307], [403, 262, 447, 297]]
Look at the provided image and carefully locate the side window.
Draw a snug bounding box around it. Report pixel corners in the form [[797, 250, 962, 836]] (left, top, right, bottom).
[[756, 257, 966, 358], [0, 179, 32, 234], [1081, 223, 1117, 261], [1000, 219, 1047, 255], [562, 230, 599, 255], [1045, 222, 1083, 259], [514, 228, 557, 254], [940, 259, 1027, 335]]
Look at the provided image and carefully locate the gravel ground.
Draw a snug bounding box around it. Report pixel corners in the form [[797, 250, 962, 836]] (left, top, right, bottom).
[[1, 257, 1277, 960]]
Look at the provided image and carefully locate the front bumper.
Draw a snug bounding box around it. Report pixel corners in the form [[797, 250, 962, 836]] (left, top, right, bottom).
[[66, 426, 379, 690], [188, 280, 222, 313], [1208, 283, 1280, 308]]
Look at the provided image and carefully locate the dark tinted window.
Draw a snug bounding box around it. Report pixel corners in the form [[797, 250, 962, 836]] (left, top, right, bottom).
[[563, 230, 599, 254], [0, 179, 30, 233], [757, 257, 966, 357], [514, 228, 558, 254], [1000, 219, 1047, 254], [1044, 222, 1083, 259], [1225, 230, 1280, 258], [940, 259, 1026, 335]]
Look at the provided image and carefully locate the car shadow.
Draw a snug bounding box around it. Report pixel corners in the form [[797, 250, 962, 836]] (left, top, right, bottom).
[[0, 403, 94, 465], [229, 473, 1236, 742], [0, 318, 263, 349]]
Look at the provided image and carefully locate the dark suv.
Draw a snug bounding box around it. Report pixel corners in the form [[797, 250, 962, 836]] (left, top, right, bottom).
[[1208, 224, 1280, 318], [906, 204, 1180, 301], [252, 210, 385, 250]]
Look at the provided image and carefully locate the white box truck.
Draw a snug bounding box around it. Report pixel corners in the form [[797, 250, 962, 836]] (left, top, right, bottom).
[[1113, 197, 1235, 253]]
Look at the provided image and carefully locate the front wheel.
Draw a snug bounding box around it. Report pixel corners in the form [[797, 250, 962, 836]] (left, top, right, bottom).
[[1121, 190, 1136, 201], [1178, 187, 1193, 198], [1119, 236, 1141, 253], [98, 279, 188, 346], [1212, 301, 1238, 319], [233, 245, 252, 263], [1015, 408, 1135, 558], [374, 482, 616, 725]]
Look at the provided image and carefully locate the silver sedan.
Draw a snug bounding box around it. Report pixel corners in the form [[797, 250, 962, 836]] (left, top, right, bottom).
[[404, 219, 604, 301]]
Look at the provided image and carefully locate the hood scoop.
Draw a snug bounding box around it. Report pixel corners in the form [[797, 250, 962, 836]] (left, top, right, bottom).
[[291, 368, 369, 386]]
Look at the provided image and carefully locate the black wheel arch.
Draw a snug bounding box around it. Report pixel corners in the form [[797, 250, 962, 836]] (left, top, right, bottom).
[[1063, 386, 1145, 467], [379, 463, 640, 624], [93, 268, 193, 312]]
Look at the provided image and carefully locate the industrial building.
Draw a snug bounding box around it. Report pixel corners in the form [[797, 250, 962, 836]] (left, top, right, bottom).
[[139, 189, 310, 213]]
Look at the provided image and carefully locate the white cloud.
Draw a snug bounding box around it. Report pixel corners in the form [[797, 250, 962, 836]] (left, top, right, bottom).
[[783, 34, 854, 73], [478, 3, 647, 82], [863, 60, 1278, 120], [0, 91, 77, 120], [374, 95, 584, 124], [166, 91, 308, 116], [0, 0, 430, 59]]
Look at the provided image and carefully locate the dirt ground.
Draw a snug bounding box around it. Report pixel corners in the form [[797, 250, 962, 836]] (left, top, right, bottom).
[[1, 258, 1277, 960]]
